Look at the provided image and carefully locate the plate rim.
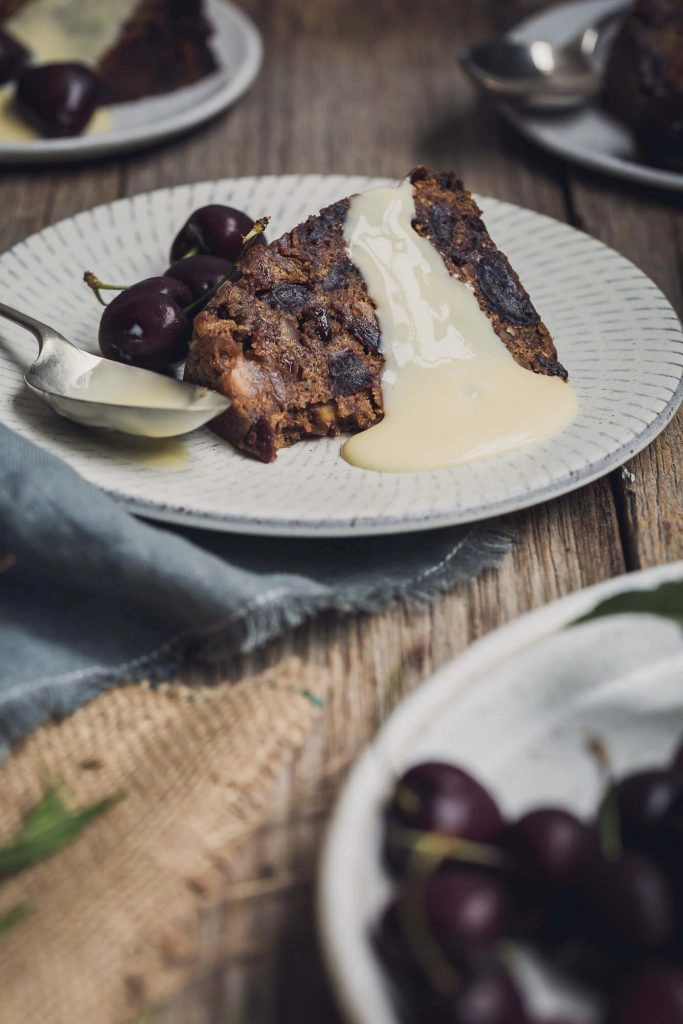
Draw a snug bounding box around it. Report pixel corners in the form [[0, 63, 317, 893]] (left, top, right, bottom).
[[0, 0, 263, 164], [317, 559, 683, 1024], [1, 173, 682, 538], [501, 0, 683, 193]]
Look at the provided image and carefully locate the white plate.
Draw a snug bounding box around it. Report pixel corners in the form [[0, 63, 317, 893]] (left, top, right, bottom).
[[0, 173, 681, 537], [0, 0, 262, 164], [502, 0, 683, 192], [319, 560, 683, 1024]]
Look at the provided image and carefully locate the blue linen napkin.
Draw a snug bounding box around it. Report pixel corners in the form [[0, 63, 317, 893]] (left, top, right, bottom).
[[0, 423, 511, 760]]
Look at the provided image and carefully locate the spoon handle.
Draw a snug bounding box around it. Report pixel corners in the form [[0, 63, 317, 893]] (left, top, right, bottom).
[[0, 301, 67, 353]]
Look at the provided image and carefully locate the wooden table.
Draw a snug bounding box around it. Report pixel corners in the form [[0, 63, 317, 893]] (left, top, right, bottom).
[[2, 1, 680, 1020]]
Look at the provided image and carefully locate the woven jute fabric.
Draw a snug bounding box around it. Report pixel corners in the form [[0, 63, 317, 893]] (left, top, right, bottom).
[[0, 660, 322, 1024]]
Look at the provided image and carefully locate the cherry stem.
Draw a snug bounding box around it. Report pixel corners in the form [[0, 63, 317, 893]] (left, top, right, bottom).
[[182, 246, 199, 260], [398, 838, 462, 997], [182, 216, 270, 318], [599, 789, 622, 862], [84, 216, 270, 317], [388, 824, 511, 870], [586, 735, 622, 861], [83, 271, 129, 306], [586, 735, 613, 779]]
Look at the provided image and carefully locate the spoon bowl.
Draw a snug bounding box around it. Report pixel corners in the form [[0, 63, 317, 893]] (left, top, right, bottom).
[[460, 13, 615, 110], [462, 39, 598, 95], [0, 301, 230, 438]]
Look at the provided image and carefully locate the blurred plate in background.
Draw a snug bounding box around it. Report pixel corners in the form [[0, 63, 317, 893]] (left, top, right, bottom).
[[502, 0, 683, 193], [0, 0, 262, 164]]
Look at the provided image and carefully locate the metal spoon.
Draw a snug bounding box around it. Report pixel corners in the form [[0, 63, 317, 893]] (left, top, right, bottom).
[[0, 301, 230, 438], [460, 13, 616, 110]]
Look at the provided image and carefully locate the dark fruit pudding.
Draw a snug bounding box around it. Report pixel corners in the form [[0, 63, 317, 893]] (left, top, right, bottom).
[[605, 0, 683, 168], [183, 167, 569, 463]]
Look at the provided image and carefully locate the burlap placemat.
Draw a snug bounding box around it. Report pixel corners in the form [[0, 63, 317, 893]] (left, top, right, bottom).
[[0, 660, 323, 1024]]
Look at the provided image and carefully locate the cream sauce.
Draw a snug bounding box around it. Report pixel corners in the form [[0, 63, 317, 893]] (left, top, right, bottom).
[[341, 180, 578, 473], [6, 0, 138, 64], [46, 361, 228, 439], [65, 361, 209, 408], [94, 434, 189, 471]]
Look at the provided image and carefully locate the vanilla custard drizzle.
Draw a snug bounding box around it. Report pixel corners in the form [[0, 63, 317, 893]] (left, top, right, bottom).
[[341, 180, 578, 473], [6, 0, 139, 65]]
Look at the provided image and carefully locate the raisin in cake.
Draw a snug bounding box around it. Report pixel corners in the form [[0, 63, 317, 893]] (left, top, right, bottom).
[[0, 0, 216, 103], [605, 0, 683, 167], [184, 167, 567, 463]]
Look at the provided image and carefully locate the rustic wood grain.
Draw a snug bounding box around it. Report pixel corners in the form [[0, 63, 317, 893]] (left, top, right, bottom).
[[0, 0, 678, 1021], [565, 173, 683, 568]]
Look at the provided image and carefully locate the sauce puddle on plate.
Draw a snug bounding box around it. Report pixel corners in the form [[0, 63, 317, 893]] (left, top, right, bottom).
[[342, 180, 578, 473], [95, 434, 189, 472]]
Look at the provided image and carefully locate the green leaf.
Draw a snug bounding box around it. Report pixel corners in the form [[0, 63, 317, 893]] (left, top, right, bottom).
[[573, 580, 683, 631], [0, 903, 28, 933], [0, 785, 122, 878]]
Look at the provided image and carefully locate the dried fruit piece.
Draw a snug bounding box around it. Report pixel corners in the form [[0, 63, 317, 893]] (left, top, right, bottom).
[[270, 282, 312, 313], [348, 316, 380, 352], [329, 349, 376, 396], [476, 254, 539, 326]]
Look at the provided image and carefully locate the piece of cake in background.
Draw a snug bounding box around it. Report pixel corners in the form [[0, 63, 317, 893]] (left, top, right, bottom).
[[0, 0, 217, 104], [605, 0, 683, 168]]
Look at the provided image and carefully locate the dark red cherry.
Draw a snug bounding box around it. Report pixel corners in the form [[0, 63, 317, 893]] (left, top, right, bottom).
[[671, 739, 683, 776], [373, 901, 412, 978], [170, 204, 257, 262], [0, 30, 29, 86], [423, 866, 512, 956], [125, 276, 193, 308], [99, 290, 191, 369], [445, 966, 528, 1024], [534, 1019, 582, 1024], [16, 62, 101, 138], [372, 901, 437, 1016], [602, 769, 682, 854], [580, 850, 677, 951], [503, 808, 593, 889], [606, 964, 683, 1024], [390, 762, 504, 840], [164, 255, 232, 305]]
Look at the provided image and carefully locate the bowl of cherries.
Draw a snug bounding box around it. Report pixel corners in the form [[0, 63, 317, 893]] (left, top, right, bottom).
[[84, 202, 266, 370], [374, 741, 683, 1024]]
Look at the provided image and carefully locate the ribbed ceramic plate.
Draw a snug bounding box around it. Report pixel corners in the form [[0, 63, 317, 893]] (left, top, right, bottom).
[[0, 173, 681, 537], [319, 561, 683, 1024], [502, 0, 683, 193], [0, 0, 262, 164]]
